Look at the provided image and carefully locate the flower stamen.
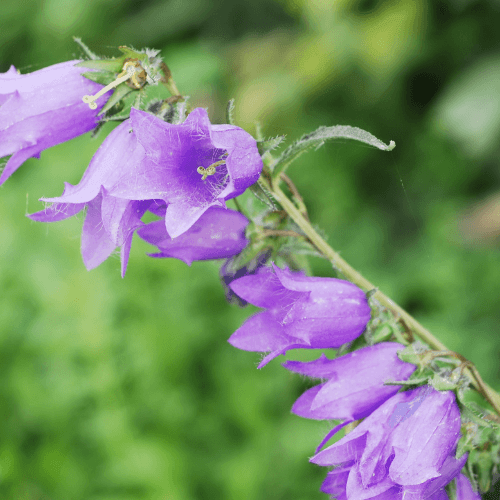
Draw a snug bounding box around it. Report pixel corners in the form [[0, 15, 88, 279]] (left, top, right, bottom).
[[197, 160, 226, 180], [82, 61, 141, 110]]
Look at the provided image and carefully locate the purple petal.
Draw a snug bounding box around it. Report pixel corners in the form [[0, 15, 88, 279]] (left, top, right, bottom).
[[389, 389, 462, 485], [81, 193, 116, 270], [228, 311, 296, 353], [0, 61, 110, 185], [137, 206, 249, 265], [210, 122, 263, 199], [283, 353, 341, 379], [229, 267, 308, 310], [288, 343, 416, 421], [27, 198, 85, 222], [455, 472, 481, 500], [42, 120, 145, 204]]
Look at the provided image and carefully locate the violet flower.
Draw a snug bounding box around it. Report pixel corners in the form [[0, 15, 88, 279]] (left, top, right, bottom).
[[283, 342, 416, 423], [0, 60, 110, 185], [227, 264, 371, 367], [311, 385, 467, 500], [27, 118, 150, 277], [104, 106, 262, 238], [136, 205, 249, 265]]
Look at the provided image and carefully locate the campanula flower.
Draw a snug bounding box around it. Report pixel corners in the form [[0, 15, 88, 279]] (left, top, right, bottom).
[[27, 118, 150, 276], [227, 264, 371, 367], [103, 106, 262, 238], [283, 342, 416, 422], [0, 60, 110, 185], [311, 385, 467, 499], [137, 205, 249, 265]]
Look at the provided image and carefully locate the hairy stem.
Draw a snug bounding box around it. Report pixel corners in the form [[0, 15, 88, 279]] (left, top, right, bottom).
[[259, 175, 500, 416]]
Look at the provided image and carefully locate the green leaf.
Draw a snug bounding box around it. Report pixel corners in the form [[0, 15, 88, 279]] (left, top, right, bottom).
[[250, 180, 277, 210], [271, 125, 395, 178], [226, 99, 235, 125], [257, 135, 286, 157]]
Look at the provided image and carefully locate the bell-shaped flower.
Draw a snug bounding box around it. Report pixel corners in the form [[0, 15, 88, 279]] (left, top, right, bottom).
[[227, 264, 371, 368], [101, 106, 262, 238], [0, 60, 110, 185], [27, 118, 151, 276], [136, 205, 249, 265], [311, 385, 466, 500], [283, 342, 416, 422]]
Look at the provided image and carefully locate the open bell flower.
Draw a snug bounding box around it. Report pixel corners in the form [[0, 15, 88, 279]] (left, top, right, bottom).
[[0, 60, 110, 185], [27, 117, 150, 277], [102, 106, 263, 238], [227, 264, 371, 368], [311, 385, 467, 500], [283, 342, 416, 423], [136, 205, 249, 265]]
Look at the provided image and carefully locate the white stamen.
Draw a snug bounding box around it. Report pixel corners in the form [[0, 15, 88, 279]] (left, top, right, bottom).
[[82, 64, 137, 110]]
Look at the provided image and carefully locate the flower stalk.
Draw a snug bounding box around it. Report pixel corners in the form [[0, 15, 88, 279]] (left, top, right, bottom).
[[259, 173, 500, 417]]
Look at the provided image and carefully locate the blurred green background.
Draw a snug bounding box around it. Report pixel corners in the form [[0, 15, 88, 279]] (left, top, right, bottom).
[[1, 0, 500, 498]]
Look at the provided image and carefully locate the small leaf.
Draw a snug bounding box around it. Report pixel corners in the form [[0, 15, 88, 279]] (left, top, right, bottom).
[[250, 181, 277, 210], [257, 135, 286, 156], [226, 98, 235, 125], [271, 125, 395, 178]]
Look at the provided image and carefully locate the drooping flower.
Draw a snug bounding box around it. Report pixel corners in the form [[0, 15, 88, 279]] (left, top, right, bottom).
[[136, 205, 249, 265], [283, 342, 416, 422], [0, 60, 111, 185], [311, 385, 467, 500], [227, 264, 371, 367], [103, 106, 263, 238], [27, 118, 150, 276]]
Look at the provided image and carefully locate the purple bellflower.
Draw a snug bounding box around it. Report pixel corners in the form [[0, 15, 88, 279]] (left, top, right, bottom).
[[28, 108, 258, 275], [0, 60, 110, 185], [136, 205, 249, 265], [227, 264, 371, 368], [28, 118, 150, 276], [283, 342, 416, 425], [311, 385, 467, 500], [101, 106, 263, 238]]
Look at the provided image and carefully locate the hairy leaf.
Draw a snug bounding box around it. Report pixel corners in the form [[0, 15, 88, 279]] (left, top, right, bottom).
[[271, 124, 395, 178]]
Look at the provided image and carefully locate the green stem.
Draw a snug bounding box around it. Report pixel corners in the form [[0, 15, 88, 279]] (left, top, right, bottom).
[[260, 175, 500, 417]]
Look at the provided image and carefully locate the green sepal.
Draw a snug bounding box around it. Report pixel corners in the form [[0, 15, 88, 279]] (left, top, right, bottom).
[[270, 125, 395, 180], [98, 83, 134, 116], [80, 70, 116, 86], [75, 59, 124, 73], [257, 135, 286, 157]]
